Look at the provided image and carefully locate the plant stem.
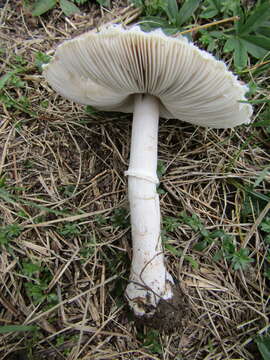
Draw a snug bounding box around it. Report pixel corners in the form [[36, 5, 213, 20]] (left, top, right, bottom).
[[178, 15, 239, 35]]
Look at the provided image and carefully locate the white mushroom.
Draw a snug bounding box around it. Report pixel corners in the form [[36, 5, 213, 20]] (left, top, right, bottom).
[[43, 25, 253, 328]]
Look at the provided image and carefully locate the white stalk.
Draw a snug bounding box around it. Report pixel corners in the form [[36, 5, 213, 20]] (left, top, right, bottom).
[[125, 94, 174, 317]]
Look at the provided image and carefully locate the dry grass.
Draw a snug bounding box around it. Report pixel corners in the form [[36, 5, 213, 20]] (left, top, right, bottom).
[[0, 1, 270, 359]]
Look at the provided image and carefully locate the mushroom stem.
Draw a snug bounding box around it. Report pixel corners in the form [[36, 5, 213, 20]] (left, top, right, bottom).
[[125, 94, 174, 317]]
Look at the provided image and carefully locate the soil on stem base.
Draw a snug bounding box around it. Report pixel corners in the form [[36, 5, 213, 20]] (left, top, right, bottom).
[[134, 285, 190, 333]]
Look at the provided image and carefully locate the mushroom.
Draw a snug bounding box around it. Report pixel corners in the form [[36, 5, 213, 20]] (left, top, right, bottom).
[[43, 25, 253, 329]]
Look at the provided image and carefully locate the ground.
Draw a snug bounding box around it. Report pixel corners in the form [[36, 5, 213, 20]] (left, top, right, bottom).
[[0, 1, 270, 359]]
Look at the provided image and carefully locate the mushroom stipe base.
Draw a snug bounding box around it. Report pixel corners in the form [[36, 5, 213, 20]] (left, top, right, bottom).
[[134, 284, 190, 333]]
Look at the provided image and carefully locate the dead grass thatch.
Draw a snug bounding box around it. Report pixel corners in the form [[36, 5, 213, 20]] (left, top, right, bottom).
[[0, 1, 270, 359]]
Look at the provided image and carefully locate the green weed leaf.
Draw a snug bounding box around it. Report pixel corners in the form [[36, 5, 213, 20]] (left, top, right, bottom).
[[213, 249, 223, 262], [222, 237, 236, 256], [257, 21, 270, 38], [139, 16, 172, 32], [239, 2, 270, 36], [140, 329, 162, 354], [0, 224, 22, 245], [58, 223, 81, 237], [240, 34, 270, 53], [200, 0, 220, 19], [255, 335, 270, 360], [0, 71, 16, 90], [111, 208, 130, 229], [194, 240, 209, 251], [221, 0, 241, 17], [130, 0, 143, 7], [31, 0, 57, 16], [35, 51, 51, 71], [177, 0, 201, 26], [22, 262, 41, 276], [254, 168, 270, 188], [184, 255, 199, 269], [265, 235, 270, 245], [179, 211, 204, 232], [234, 3, 244, 34], [96, 0, 111, 7], [165, 243, 182, 257], [162, 0, 178, 24], [60, 0, 80, 16], [223, 37, 238, 53], [163, 216, 179, 232], [233, 38, 248, 69], [241, 38, 268, 59], [25, 282, 47, 303], [260, 218, 270, 233], [231, 248, 254, 271], [73, 0, 88, 3], [157, 160, 166, 178]]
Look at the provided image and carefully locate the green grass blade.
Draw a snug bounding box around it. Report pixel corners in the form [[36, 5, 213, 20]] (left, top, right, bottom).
[[228, 179, 270, 203], [0, 188, 69, 217], [0, 325, 37, 334], [240, 99, 270, 104]]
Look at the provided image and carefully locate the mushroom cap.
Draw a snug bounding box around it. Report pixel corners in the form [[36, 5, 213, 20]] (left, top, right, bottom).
[[43, 25, 252, 129]]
